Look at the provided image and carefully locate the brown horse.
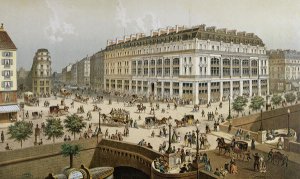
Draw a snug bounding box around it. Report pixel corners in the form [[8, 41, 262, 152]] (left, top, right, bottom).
[[175, 119, 185, 128], [271, 151, 288, 167], [216, 137, 231, 155], [156, 118, 167, 126]]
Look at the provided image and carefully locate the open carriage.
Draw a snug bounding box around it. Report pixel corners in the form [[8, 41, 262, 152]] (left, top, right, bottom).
[[24, 92, 38, 106]]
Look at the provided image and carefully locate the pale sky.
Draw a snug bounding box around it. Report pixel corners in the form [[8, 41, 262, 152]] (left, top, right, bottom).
[[1, 0, 299, 72]]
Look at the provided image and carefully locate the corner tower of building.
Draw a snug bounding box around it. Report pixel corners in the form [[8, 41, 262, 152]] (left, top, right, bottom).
[[0, 23, 19, 122], [30, 49, 52, 97]]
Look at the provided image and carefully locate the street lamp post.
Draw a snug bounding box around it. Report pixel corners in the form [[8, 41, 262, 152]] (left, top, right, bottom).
[[266, 95, 271, 111], [195, 124, 200, 179], [259, 105, 263, 131], [98, 111, 102, 134], [166, 123, 172, 154], [227, 95, 232, 120], [287, 109, 291, 136]]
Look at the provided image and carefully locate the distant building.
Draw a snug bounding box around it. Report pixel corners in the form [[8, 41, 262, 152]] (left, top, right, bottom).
[[269, 49, 300, 92], [61, 64, 72, 85], [104, 24, 269, 104], [77, 56, 90, 88], [90, 51, 104, 91], [30, 49, 52, 97], [17, 67, 29, 92], [0, 23, 19, 122], [71, 63, 78, 86]]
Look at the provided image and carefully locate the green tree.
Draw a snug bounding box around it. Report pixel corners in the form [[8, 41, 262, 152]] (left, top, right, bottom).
[[271, 94, 282, 107], [44, 117, 64, 143], [284, 92, 296, 105], [61, 143, 80, 168], [249, 96, 265, 111], [8, 121, 33, 148], [232, 96, 248, 116], [64, 114, 86, 140]]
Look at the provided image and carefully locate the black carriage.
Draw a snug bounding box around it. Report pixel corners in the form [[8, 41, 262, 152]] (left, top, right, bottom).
[[235, 141, 248, 151], [182, 114, 194, 125], [145, 116, 157, 126]]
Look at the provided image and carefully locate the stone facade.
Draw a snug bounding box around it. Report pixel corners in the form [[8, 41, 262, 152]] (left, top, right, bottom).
[[90, 51, 104, 91], [30, 49, 52, 96], [0, 24, 19, 122], [17, 67, 29, 92], [70, 62, 78, 86], [103, 24, 269, 104], [77, 56, 90, 88], [268, 49, 300, 92], [61, 64, 72, 85]]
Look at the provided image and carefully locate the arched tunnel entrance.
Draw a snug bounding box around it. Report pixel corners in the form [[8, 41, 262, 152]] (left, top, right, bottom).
[[114, 166, 149, 179]]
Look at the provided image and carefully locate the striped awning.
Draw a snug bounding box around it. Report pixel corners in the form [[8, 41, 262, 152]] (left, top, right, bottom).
[[0, 105, 20, 113]]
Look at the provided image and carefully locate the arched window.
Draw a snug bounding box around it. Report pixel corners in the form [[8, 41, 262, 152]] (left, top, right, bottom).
[[233, 59, 240, 66], [242, 59, 249, 66], [211, 58, 219, 65], [251, 60, 257, 67], [223, 59, 230, 66]]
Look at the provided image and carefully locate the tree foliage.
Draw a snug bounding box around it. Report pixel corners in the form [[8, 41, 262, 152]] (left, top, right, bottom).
[[271, 95, 282, 107], [44, 117, 64, 143], [61, 143, 80, 168], [232, 96, 248, 115], [249, 96, 265, 111], [8, 121, 33, 148], [64, 114, 86, 140], [284, 93, 296, 104]]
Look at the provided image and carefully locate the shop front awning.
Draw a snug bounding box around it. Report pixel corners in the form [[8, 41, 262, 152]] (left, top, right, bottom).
[[0, 105, 20, 113]]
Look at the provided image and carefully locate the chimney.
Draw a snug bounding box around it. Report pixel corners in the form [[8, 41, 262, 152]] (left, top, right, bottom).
[[0, 23, 3, 30]]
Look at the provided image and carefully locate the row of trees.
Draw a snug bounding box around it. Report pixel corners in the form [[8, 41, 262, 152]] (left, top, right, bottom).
[[7, 114, 86, 148], [231, 92, 299, 116]]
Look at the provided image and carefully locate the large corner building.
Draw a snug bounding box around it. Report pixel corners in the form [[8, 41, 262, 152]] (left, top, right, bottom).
[[0, 24, 19, 122], [29, 49, 52, 97], [103, 24, 269, 104], [269, 49, 300, 92]]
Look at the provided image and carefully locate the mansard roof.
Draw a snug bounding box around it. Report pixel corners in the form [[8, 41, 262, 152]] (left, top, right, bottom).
[[105, 24, 265, 51]]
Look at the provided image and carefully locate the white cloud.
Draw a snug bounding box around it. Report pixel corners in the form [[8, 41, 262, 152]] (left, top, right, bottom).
[[115, 0, 161, 35], [44, 0, 76, 43]]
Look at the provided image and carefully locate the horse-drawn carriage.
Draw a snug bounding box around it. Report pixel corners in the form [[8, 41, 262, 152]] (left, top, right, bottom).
[[92, 95, 104, 103], [144, 116, 171, 128], [74, 93, 89, 103], [49, 105, 69, 117], [24, 92, 38, 106], [174, 114, 195, 127], [145, 116, 157, 127], [93, 105, 101, 112], [60, 88, 72, 98], [102, 109, 130, 125], [182, 114, 194, 125]]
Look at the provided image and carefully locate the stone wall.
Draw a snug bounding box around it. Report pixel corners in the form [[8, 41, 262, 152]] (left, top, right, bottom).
[[0, 138, 98, 179], [151, 167, 217, 179], [93, 139, 162, 176], [228, 104, 300, 134], [287, 141, 300, 154]]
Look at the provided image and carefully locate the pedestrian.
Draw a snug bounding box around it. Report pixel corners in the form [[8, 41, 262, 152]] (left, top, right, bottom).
[[253, 153, 260, 171], [228, 122, 232, 133], [251, 138, 256, 150], [1, 131, 4, 143]]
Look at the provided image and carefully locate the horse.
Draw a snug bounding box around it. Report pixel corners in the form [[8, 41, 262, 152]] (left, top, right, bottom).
[[82, 97, 89, 103], [271, 151, 288, 167], [216, 137, 231, 155], [137, 104, 146, 113], [156, 118, 167, 126], [175, 119, 185, 128], [193, 104, 200, 111]]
